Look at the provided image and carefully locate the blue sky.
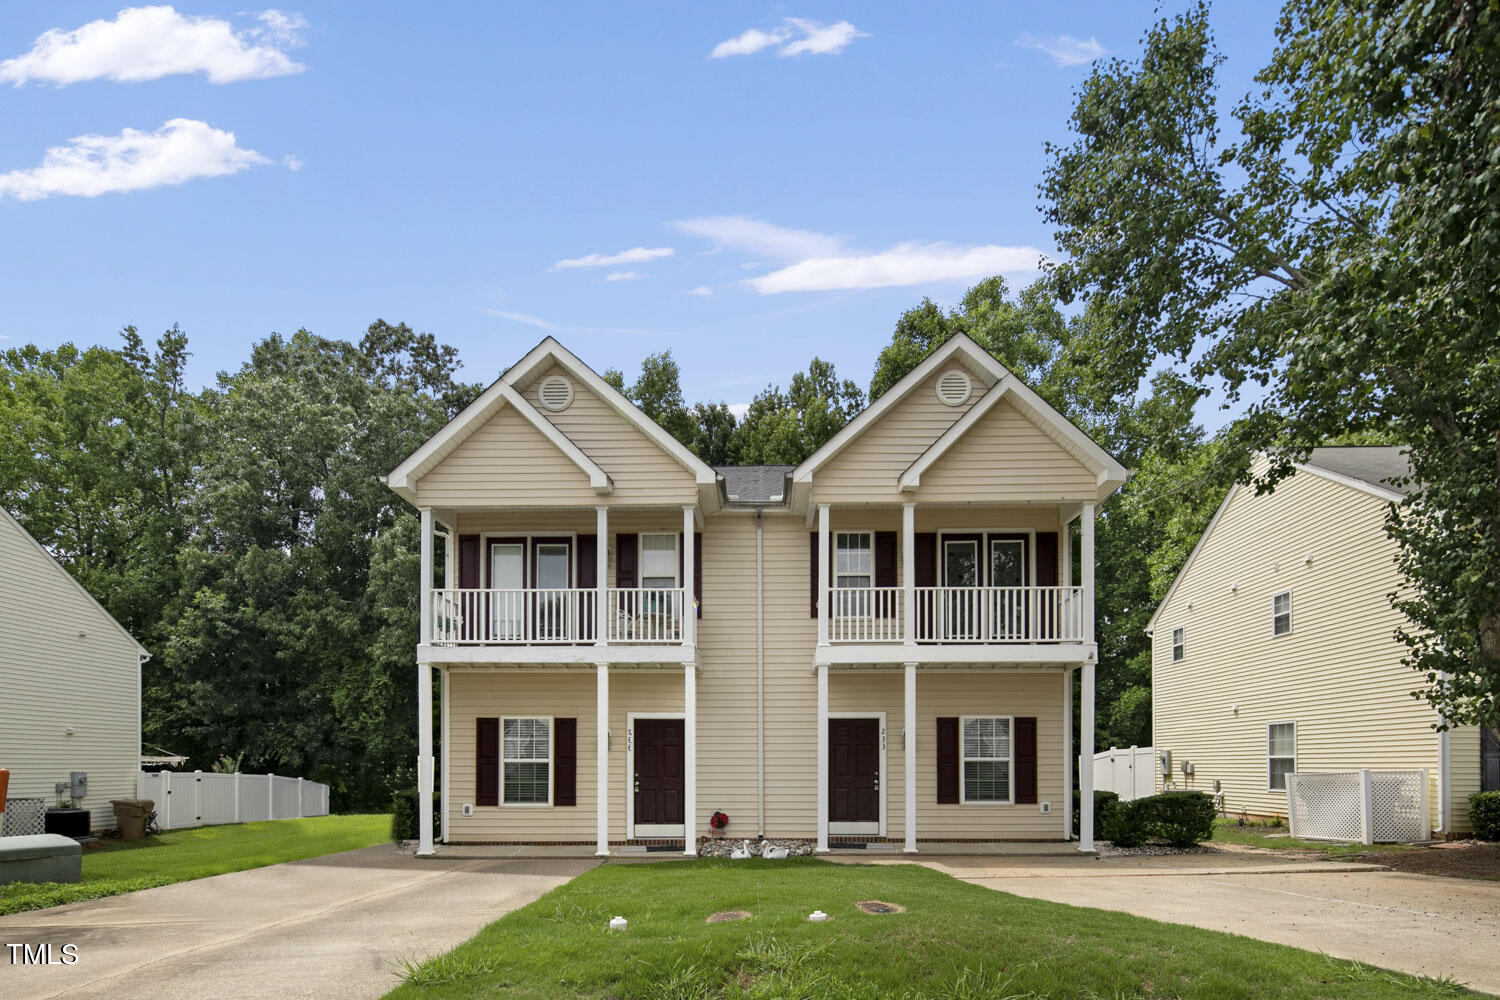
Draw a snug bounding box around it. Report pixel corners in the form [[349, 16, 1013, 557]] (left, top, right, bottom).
[[0, 2, 1281, 420]]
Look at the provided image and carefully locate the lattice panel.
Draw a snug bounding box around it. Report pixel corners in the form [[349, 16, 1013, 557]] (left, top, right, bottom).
[[1, 798, 47, 837], [1369, 771, 1426, 842], [1288, 772, 1364, 842]]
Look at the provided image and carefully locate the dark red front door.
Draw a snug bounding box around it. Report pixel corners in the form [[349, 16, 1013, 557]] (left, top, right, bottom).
[[634, 719, 684, 825], [829, 719, 880, 823]]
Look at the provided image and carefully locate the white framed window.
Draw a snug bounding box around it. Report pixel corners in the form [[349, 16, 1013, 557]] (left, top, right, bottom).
[[961, 716, 1012, 804], [502, 717, 551, 805], [1171, 627, 1185, 662], [640, 533, 679, 589], [835, 531, 873, 617], [1267, 721, 1296, 792], [1272, 590, 1292, 636]]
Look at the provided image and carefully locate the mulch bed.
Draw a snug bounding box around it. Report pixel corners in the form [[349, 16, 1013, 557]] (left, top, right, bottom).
[[1358, 840, 1500, 880]]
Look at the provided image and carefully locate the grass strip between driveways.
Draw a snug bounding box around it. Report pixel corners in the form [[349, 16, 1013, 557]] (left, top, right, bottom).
[[0, 813, 389, 916], [1211, 818, 1420, 856], [386, 857, 1477, 1000]]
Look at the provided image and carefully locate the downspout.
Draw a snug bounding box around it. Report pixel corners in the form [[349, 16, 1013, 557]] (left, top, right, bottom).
[[756, 508, 766, 838], [1437, 671, 1452, 836]]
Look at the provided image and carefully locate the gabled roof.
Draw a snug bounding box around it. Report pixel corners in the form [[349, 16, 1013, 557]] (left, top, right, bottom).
[[385, 380, 612, 502], [386, 336, 723, 504], [1, 507, 150, 658], [791, 332, 1130, 496], [715, 465, 794, 503], [1145, 447, 1414, 632]]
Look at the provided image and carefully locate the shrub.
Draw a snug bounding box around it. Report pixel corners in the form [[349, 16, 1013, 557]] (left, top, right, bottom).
[[1072, 789, 1120, 837], [391, 789, 440, 842], [1102, 798, 1150, 847], [1471, 791, 1500, 841], [1147, 790, 1217, 847]]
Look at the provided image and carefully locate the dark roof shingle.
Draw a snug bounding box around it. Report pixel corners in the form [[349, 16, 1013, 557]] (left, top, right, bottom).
[[714, 465, 794, 503]]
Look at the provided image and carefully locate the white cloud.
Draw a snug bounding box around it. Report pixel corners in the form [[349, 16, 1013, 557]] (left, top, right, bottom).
[[684, 285, 713, 297], [282, 154, 303, 171], [673, 216, 845, 261], [0, 118, 267, 201], [1014, 33, 1106, 68], [727, 402, 751, 421], [479, 309, 559, 330], [748, 242, 1044, 294], [477, 306, 679, 339], [552, 246, 675, 270], [604, 270, 642, 282], [710, 18, 866, 59], [0, 6, 307, 86]]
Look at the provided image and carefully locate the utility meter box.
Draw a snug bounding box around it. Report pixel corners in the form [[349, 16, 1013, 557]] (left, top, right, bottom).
[[69, 771, 88, 799], [1158, 750, 1172, 776]]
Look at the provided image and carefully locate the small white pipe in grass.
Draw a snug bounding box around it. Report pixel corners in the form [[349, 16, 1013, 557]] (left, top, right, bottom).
[[609, 916, 627, 931]]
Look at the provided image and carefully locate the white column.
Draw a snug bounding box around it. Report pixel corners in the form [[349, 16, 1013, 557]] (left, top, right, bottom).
[[596, 662, 610, 856], [683, 505, 697, 647], [816, 663, 829, 852], [233, 772, 241, 824], [1063, 667, 1073, 840], [683, 662, 698, 856], [902, 503, 916, 645], [903, 661, 917, 853], [595, 506, 609, 647], [419, 508, 434, 645], [1079, 503, 1096, 853], [440, 666, 450, 843], [817, 505, 831, 645], [417, 660, 434, 855], [443, 528, 455, 589]]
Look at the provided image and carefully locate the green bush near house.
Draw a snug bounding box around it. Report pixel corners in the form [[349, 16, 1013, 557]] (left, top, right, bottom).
[[1470, 790, 1500, 841], [1071, 788, 1120, 837], [1148, 790, 1218, 847], [1103, 798, 1152, 847], [391, 789, 440, 841]]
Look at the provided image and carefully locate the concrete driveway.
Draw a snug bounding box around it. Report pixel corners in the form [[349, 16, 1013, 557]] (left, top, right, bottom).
[[0, 845, 596, 1000], [850, 850, 1500, 995]]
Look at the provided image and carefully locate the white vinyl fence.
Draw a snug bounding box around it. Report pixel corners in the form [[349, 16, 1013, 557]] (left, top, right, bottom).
[[1088, 746, 1157, 801], [1287, 769, 1430, 844], [136, 771, 330, 831]]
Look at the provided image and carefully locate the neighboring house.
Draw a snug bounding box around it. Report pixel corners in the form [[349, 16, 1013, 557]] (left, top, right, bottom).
[[1, 507, 149, 832], [385, 333, 1128, 856], [1149, 447, 1497, 835]]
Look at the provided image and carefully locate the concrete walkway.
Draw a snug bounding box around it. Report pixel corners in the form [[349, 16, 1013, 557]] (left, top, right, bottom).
[[836, 850, 1500, 995], [0, 845, 596, 1000]]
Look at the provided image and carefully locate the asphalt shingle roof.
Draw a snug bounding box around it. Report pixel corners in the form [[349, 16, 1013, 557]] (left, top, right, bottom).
[[1305, 446, 1414, 496], [714, 465, 795, 503]]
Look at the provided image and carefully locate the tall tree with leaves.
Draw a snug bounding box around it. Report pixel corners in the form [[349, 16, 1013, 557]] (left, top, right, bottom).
[[1041, 0, 1500, 727], [735, 359, 864, 465]]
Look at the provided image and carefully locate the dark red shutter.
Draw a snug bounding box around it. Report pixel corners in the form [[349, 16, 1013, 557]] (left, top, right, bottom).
[[459, 535, 480, 589], [1035, 532, 1059, 587], [476, 718, 499, 807], [809, 532, 818, 618], [937, 717, 959, 804], [554, 718, 577, 806], [915, 533, 937, 638], [874, 531, 897, 617], [616, 533, 637, 588], [577, 536, 596, 641], [694, 533, 703, 617], [1014, 717, 1038, 805]]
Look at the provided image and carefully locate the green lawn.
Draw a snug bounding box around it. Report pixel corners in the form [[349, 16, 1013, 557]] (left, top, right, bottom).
[[0, 814, 389, 916], [387, 858, 1474, 1000], [1212, 818, 1416, 857]]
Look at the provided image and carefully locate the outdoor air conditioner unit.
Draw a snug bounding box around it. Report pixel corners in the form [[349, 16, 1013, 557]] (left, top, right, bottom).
[[1159, 749, 1172, 776]]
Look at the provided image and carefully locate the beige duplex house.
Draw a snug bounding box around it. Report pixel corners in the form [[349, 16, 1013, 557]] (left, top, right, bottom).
[[386, 334, 1129, 855], [1149, 447, 1497, 835]]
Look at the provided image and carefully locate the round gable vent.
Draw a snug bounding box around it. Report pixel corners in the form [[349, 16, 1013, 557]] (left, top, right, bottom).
[[538, 374, 574, 412], [936, 369, 972, 407]]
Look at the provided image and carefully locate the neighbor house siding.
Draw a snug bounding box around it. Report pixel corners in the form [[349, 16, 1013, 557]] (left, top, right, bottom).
[[0, 512, 142, 832], [1450, 724, 1481, 833], [417, 405, 600, 508], [521, 363, 698, 505], [1151, 463, 1459, 830]]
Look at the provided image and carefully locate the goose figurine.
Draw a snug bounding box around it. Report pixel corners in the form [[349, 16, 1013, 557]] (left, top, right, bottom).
[[730, 839, 753, 860], [760, 839, 789, 860]]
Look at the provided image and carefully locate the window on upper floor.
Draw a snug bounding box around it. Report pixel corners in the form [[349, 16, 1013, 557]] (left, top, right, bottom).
[[835, 532, 873, 588], [1272, 590, 1293, 637], [1268, 721, 1296, 791], [640, 533, 679, 589], [1171, 627, 1185, 662]]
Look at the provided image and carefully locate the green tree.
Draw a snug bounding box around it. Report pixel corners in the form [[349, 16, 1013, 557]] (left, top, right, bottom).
[[690, 401, 738, 466], [735, 359, 864, 465], [1041, 1, 1500, 727], [623, 351, 695, 444]]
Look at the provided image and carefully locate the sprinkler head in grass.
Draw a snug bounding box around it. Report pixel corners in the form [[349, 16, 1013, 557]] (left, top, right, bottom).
[[808, 910, 829, 922], [609, 916, 627, 931]]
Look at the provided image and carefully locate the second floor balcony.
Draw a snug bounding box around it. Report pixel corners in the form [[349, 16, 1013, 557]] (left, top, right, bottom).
[[430, 586, 688, 645], [827, 585, 1084, 644]]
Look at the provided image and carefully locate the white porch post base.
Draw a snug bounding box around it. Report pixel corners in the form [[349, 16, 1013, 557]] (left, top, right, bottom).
[[596, 662, 610, 856], [816, 663, 829, 852], [684, 661, 698, 856], [903, 661, 917, 853]]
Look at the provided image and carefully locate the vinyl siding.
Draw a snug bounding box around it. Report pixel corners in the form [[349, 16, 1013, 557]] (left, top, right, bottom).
[[917, 401, 1098, 502], [1450, 725, 1481, 833], [1151, 462, 1469, 832], [0, 513, 142, 831], [813, 370, 988, 505], [417, 404, 600, 507], [522, 363, 698, 505]]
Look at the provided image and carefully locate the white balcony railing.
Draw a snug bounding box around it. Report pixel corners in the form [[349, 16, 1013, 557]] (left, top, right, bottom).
[[429, 587, 688, 645], [913, 586, 1082, 643], [828, 586, 903, 642], [826, 585, 1083, 644]]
